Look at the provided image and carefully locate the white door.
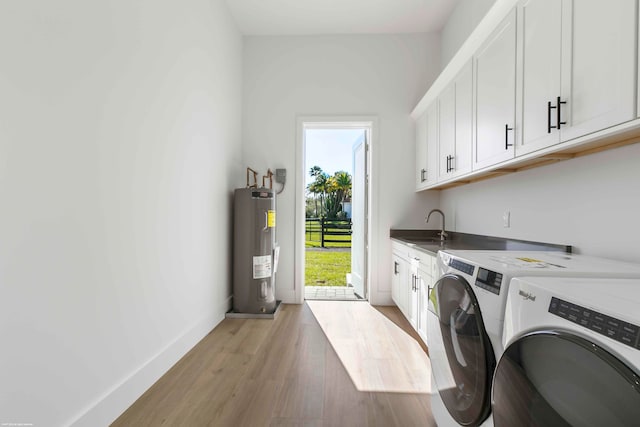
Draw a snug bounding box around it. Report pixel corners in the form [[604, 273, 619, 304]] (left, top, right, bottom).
[[517, 0, 562, 156], [559, 0, 636, 142], [351, 135, 367, 299], [474, 9, 517, 170]]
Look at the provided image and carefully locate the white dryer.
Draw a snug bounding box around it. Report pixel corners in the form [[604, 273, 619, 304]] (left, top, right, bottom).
[[495, 276, 640, 426], [427, 250, 640, 427]]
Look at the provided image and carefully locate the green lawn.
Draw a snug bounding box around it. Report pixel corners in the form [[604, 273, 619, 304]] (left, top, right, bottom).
[[305, 250, 351, 287]]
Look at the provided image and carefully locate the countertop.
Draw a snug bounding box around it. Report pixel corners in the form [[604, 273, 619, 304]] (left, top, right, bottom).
[[390, 229, 572, 256]]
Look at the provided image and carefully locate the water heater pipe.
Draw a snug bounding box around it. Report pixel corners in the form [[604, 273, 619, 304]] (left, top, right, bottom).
[[262, 169, 274, 189], [246, 167, 258, 188]]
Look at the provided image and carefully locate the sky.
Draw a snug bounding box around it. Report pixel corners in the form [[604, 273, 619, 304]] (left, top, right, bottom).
[[305, 129, 365, 187]]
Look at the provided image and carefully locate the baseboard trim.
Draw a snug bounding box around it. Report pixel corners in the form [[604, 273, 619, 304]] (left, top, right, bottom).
[[277, 289, 297, 304], [371, 290, 392, 306], [67, 295, 233, 427]]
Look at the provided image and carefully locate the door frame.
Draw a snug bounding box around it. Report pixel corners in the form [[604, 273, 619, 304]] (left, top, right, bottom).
[[295, 116, 377, 304]]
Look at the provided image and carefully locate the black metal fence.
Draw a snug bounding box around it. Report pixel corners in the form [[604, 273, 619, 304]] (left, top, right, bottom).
[[305, 218, 352, 248]]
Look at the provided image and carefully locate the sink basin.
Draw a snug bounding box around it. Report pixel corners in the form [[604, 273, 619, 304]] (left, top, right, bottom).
[[395, 236, 446, 247], [411, 238, 442, 244], [418, 241, 446, 248]]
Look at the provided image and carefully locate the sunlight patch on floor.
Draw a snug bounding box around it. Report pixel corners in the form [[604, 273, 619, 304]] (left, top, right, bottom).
[[307, 300, 431, 393]]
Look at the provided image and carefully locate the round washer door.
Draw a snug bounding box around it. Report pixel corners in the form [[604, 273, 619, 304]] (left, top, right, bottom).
[[428, 273, 495, 426], [493, 330, 640, 427]]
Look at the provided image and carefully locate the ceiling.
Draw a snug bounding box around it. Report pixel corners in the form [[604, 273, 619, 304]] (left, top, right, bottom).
[[224, 0, 460, 35]]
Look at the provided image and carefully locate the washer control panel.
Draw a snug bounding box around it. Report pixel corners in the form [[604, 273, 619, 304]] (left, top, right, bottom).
[[475, 268, 503, 295], [549, 297, 640, 351], [449, 258, 475, 276]]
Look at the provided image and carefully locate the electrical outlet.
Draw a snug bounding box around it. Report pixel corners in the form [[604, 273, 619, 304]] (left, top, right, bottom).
[[275, 168, 286, 184], [503, 211, 511, 228]]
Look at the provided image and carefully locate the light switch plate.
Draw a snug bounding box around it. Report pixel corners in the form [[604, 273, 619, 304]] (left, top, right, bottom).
[[503, 211, 510, 228]]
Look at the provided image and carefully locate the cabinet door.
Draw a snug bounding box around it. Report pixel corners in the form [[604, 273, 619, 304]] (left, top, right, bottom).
[[408, 276, 418, 328], [453, 62, 473, 176], [516, 0, 562, 156], [425, 102, 439, 186], [391, 255, 402, 307], [416, 267, 432, 344], [439, 62, 473, 181], [408, 257, 420, 328], [416, 103, 438, 189], [395, 256, 410, 316], [474, 9, 517, 170], [438, 83, 456, 181], [415, 112, 428, 189], [559, 0, 637, 142], [392, 254, 409, 315]]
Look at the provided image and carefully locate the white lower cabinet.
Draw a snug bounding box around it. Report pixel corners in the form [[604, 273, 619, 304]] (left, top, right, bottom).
[[391, 241, 435, 346], [416, 264, 433, 344], [391, 251, 409, 317], [408, 255, 420, 328]]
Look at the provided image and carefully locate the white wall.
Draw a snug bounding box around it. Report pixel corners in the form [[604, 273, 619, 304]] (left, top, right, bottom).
[[440, 0, 497, 69], [242, 34, 441, 305], [0, 0, 242, 425], [440, 143, 640, 263]]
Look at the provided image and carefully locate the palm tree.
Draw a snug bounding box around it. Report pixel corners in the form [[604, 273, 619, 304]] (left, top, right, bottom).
[[307, 180, 321, 217], [309, 165, 323, 178], [315, 172, 329, 216], [324, 171, 352, 218], [307, 167, 329, 217], [334, 171, 352, 201], [307, 167, 352, 219]]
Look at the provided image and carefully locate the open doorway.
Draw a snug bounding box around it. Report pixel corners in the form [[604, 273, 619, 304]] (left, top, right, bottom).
[[297, 121, 371, 302]]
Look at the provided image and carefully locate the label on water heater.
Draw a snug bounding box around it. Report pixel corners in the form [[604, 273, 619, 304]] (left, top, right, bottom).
[[253, 255, 272, 279], [268, 210, 276, 227]]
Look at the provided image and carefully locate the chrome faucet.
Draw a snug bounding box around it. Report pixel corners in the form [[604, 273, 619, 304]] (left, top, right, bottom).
[[426, 209, 447, 242]]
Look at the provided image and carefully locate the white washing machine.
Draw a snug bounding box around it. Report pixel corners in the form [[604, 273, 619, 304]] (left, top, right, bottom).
[[495, 276, 640, 426], [427, 250, 640, 427]]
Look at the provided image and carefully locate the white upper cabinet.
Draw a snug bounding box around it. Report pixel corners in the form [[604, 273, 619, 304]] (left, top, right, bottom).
[[516, 0, 562, 155], [438, 61, 473, 181], [412, 0, 639, 190], [415, 102, 439, 190], [426, 103, 439, 185], [517, 0, 637, 156], [473, 9, 517, 171], [559, 0, 636, 142], [415, 111, 428, 189], [439, 83, 455, 179]]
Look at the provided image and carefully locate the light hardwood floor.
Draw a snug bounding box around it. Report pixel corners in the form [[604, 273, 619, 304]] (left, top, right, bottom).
[[112, 303, 436, 427], [307, 301, 431, 393]]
